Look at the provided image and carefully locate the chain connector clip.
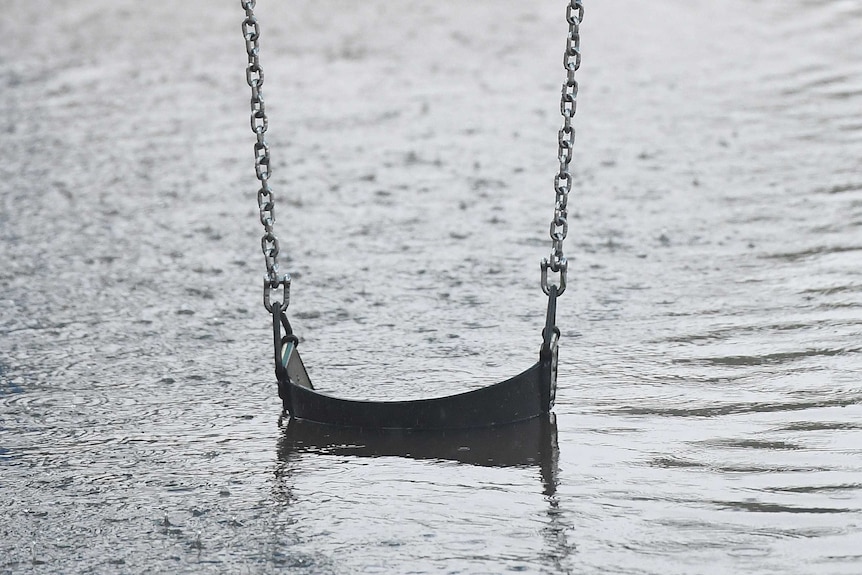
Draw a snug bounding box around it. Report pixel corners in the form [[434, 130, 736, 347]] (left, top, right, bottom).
[[541, 257, 568, 296], [263, 273, 291, 313]]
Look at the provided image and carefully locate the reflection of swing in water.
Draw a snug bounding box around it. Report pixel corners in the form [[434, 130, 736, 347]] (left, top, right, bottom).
[[276, 415, 577, 569], [240, 1, 584, 429], [280, 413, 558, 468]]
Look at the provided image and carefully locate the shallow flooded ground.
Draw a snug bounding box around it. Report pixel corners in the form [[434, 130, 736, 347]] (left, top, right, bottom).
[[1, 0, 861, 573]]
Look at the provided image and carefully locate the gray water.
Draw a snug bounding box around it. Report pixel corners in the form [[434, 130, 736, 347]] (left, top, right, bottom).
[[2, 0, 861, 573]]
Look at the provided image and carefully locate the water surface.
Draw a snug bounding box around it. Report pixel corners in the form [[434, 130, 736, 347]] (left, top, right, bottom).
[[1, 0, 860, 573]]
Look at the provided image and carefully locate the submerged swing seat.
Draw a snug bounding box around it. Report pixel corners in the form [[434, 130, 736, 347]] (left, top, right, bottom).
[[272, 288, 560, 430]]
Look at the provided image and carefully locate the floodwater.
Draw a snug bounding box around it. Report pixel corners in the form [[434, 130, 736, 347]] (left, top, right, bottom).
[[1, 0, 861, 573]]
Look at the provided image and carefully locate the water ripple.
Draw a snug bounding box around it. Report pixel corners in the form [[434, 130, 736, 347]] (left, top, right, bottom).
[[616, 395, 862, 418]]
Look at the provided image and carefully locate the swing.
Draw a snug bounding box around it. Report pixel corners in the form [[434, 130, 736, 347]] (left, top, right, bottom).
[[240, 1, 583, 429]]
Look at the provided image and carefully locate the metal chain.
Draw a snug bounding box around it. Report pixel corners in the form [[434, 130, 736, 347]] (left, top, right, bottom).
[[541, 0, 583, 297], [242, 0, 577, 304], [241, 0, 290, 313]]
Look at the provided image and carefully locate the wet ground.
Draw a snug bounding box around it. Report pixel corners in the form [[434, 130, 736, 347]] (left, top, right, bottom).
[[2, 0, 861, 573]]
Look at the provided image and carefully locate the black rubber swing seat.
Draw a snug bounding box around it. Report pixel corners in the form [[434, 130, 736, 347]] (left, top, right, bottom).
[[273, 288, 560, 430]]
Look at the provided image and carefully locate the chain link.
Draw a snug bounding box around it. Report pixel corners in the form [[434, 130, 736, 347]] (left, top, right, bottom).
[[242, 0, 290, 313], [541, 0, 583, 297]]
